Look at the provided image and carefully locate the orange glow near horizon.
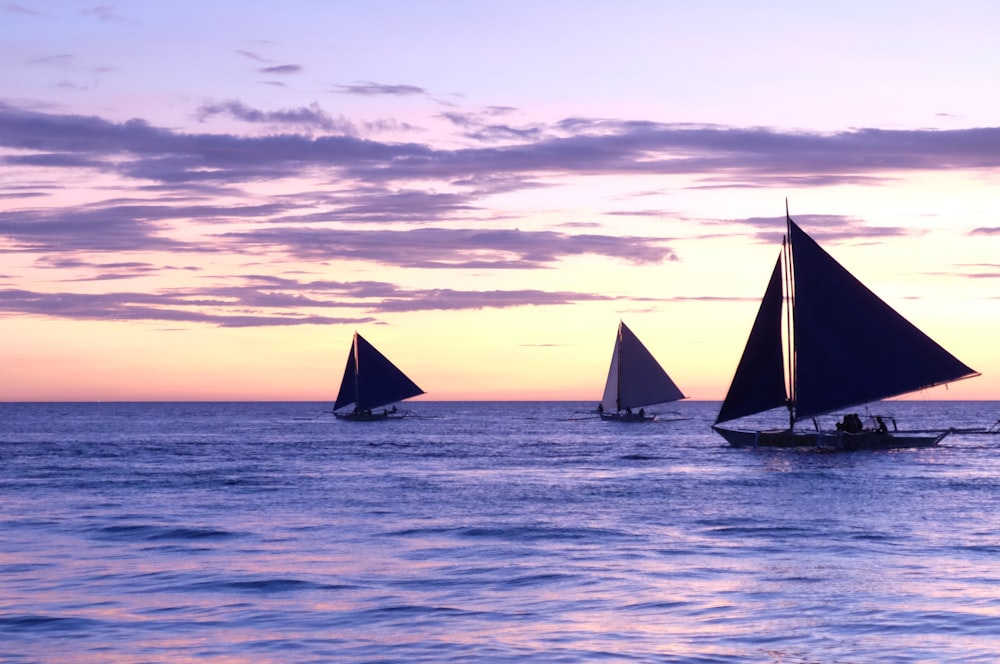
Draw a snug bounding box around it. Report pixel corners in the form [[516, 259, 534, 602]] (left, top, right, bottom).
[[1, 6, 998, 403]]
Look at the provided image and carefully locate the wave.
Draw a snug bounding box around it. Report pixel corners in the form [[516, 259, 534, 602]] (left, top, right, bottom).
[[0, 614, 105, 634], [387, 524, 633, 542], [90, 524, 241, 542]]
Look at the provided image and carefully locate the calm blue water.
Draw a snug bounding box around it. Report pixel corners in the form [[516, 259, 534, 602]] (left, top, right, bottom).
[[2, 401, 1000, 663]]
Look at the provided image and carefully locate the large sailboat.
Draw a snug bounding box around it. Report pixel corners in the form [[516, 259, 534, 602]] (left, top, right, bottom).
[[333, 332, 425, 421], [598, 321, 686, 422], [713, 205, 978, 449]]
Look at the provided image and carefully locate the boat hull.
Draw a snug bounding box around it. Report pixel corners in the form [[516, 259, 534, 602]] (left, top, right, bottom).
[[712, 426, 948, 450], [334, 410, 407, 421], [600, 412, 655, 423]]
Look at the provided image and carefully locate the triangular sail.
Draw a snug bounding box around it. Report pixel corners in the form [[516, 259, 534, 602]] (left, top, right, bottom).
[[789, 219, 977, 420], [601, 321, 684, 411], [333, 333, 424, 412], [599, 332, 621, 412], [715, 256, 789, 424], [333, 345, 358, 411]]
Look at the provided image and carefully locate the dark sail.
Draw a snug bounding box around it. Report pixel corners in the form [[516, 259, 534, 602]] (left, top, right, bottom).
[[333, 346, 357, 411], [333, 333, 425, 412], [789, 220, 978, 420], [715, 256, 788, 424]]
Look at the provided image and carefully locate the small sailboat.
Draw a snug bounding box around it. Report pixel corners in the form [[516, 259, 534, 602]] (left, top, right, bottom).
[[713, 203, 978, 449], [333, 332, 425, 421], [598, 321, 686, 421]]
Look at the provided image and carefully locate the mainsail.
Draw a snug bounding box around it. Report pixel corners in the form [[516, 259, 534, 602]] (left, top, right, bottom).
[[789, 220, 976, 419], [716, 213, 978, 426], [715, 257, 788, 424], [600, 321, 685, 412], [334, 332, 424, 412]]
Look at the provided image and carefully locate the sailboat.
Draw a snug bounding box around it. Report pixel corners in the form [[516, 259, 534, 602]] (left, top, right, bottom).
[[333, 332, 425, 421], [598, 321, 686, 421], [713, 204, 978, 449]]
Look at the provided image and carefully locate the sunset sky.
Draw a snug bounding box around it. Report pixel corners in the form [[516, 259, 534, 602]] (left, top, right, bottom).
[[2, 1, 998, 402]]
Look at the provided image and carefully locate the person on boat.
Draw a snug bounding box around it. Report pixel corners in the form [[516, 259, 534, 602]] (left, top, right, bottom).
[[626, 407, 633, 416], [876, 416, 888, 434], [597, 403, 604, 414], [638, 408, 645, 418], [842, 414, 862, 434]]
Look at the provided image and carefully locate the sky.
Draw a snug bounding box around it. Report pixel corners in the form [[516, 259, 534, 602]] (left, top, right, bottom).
[[1, 1, 998, 402]]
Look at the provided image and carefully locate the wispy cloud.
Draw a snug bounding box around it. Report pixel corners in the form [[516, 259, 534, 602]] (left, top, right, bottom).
[[194, 100, 355, 132], [5, 4, 49, 16], [333, 82, 426, 96], [6, 104, 1000, 190], [81, 5, 129, 23], [0, 201, 284, 253], [221, 227, 678, 268], [0, 287, 374, 327], [237, 49, 268, 63], [34, 256, 200, 281], [0, 274, 616, 326], [27, 54, 74, 67], [950, 263, 1000, 278], [732, 213, 914, 245], [259, 64, 302, 75]]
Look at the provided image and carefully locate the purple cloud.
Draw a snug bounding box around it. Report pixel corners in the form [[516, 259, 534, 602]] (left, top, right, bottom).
[[27, 54, 74, 67], [730, 213, 913, 246], [82, 6, 128, 23], [220, 226, 678, 268], [0, 201, 285, 253], [6, 103, 1000, 189], [5, 4, 48, 16], [194, 100, 355, 132], [0, 273, 616, 326], [333, 82, 426, 96], [259, 64, 302, 75], [3, 101, 998, 327]]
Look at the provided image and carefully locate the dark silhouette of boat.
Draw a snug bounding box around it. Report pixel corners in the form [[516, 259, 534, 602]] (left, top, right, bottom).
[[333, 332, 424, 421], [713, 203, 978, 449]]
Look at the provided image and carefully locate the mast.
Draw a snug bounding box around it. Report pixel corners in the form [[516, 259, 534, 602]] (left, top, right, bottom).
[[784, 200, 796, 429], [352, 331, 361, 409]]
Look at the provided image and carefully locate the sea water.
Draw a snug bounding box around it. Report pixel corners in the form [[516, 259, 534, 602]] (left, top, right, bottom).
[[2, 400, 1000, 663]]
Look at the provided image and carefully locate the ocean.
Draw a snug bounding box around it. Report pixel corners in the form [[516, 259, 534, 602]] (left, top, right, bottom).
[[2, 400, 999, 663]]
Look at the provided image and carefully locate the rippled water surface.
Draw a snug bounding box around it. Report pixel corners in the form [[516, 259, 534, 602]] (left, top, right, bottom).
[[2, 401, 1000, 662]]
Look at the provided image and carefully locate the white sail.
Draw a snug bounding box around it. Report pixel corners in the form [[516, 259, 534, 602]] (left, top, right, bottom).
[[599, 338, 621, 412], [600, 321, 685, 413]]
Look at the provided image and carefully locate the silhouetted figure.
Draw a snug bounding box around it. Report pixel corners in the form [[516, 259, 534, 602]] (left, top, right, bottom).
[[842, 413, 863, 434]]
